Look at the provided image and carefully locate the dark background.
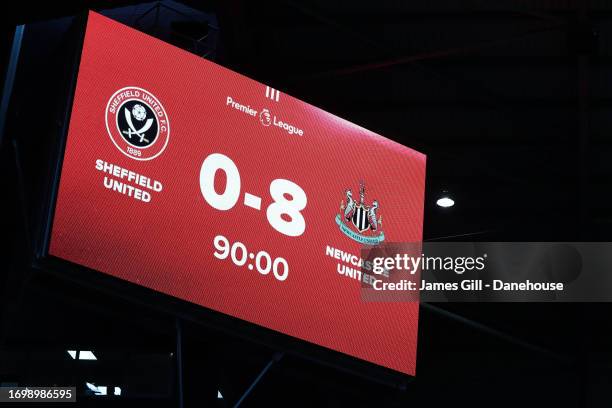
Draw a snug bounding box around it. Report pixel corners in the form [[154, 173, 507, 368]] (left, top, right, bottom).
[[1, 1, 612, 406]]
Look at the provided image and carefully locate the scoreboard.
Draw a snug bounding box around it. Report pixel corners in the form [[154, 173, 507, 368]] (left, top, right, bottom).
[[49, 11, 426, 376]]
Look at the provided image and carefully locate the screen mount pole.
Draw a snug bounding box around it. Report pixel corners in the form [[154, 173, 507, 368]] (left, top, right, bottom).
[[233, 351, 284, 408]]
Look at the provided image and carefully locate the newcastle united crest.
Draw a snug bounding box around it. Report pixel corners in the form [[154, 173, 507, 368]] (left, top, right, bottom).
[[335, 181, 385, 245], [105, 86, 170, 161]]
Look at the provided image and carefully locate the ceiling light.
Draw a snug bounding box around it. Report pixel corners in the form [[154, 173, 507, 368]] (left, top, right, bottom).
[[79, 351, 97, 360], [436, 196, 454, 208]]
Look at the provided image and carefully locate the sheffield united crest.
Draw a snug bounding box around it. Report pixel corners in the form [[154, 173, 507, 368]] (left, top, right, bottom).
[[335, 181, 385, 245], [105, 86, 170, 161]]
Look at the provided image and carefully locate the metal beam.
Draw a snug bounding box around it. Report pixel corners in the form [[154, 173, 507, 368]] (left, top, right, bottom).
[[422, 303, 573, 364], [233, 352, 284, 408], [176, 318, 184, 408], [0, 25, 23, 150]]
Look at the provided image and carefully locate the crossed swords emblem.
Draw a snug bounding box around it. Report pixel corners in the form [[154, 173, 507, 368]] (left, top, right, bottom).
[[122, 107, 154, 143]]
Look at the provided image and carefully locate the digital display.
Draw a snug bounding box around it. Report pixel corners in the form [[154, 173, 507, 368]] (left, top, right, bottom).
[[49, 12, 426, 375]]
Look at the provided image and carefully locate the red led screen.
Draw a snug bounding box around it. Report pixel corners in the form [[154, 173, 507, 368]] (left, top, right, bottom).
[[50, 12, 426, 375]]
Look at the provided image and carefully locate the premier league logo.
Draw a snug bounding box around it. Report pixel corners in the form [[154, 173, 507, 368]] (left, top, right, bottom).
[[335, 181, 385, 245], [105, 87, 170, 161], [260, 108, 272, 126]]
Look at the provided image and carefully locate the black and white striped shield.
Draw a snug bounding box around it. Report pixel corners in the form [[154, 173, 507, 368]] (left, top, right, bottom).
[[351, 204, 371, 232]]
